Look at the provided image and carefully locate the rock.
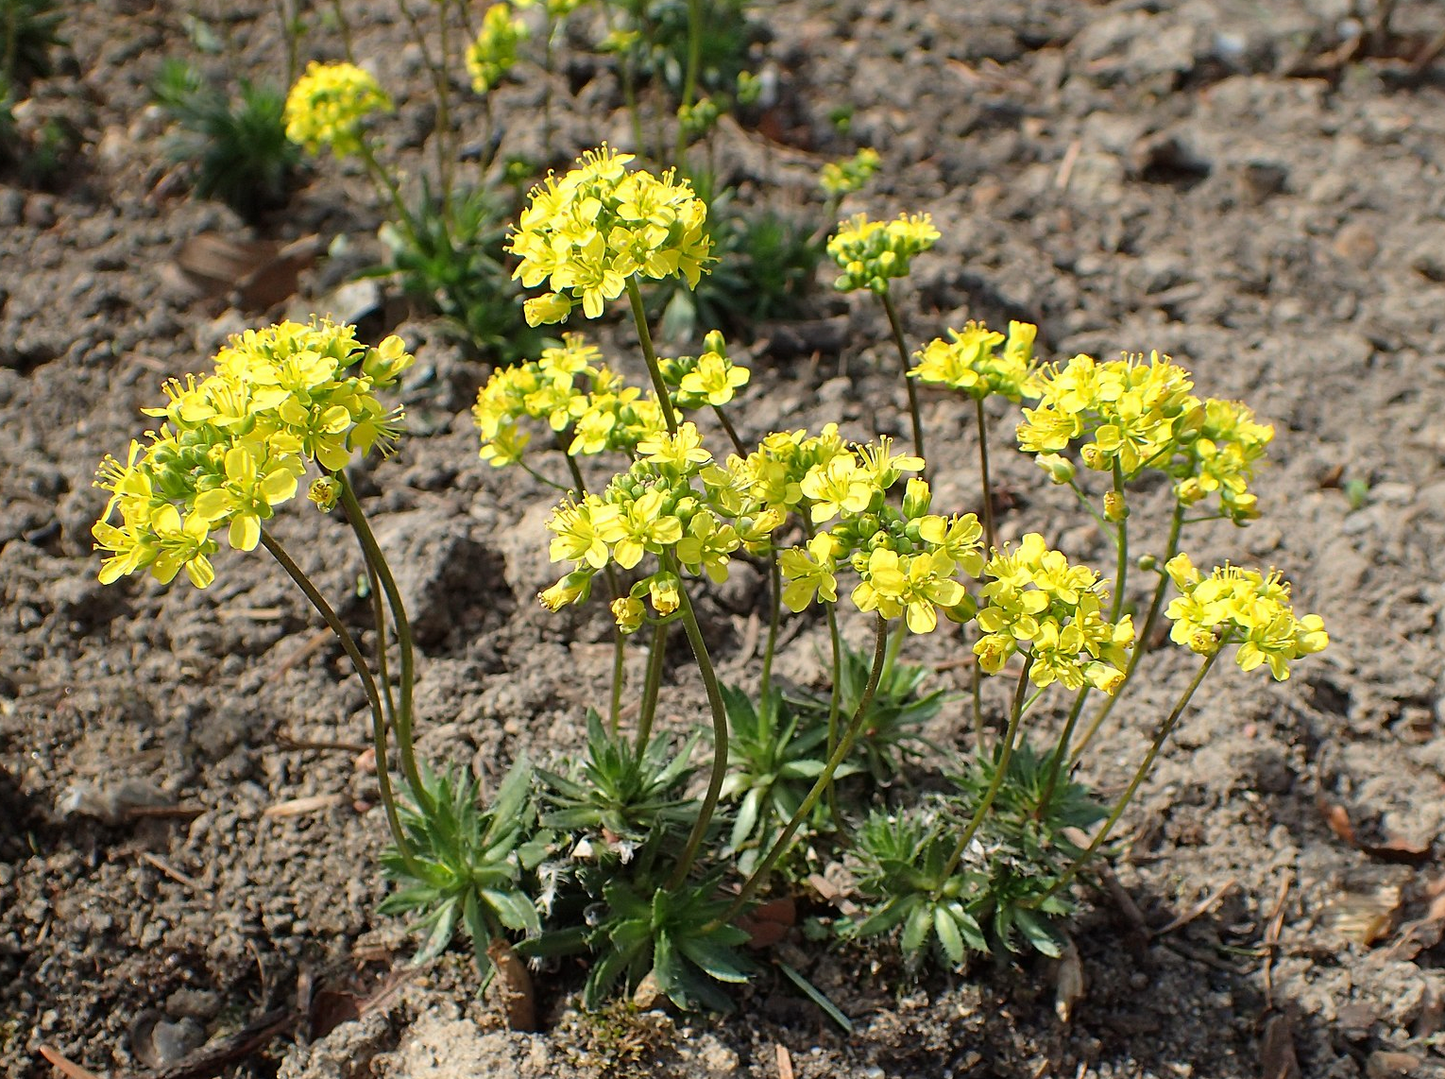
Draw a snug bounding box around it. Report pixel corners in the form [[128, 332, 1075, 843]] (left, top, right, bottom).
[[372, 508, 513, 649], [22, 194, 57, 229]]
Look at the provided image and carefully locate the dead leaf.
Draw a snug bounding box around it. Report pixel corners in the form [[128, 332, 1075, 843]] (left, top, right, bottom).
[[1320, 884, 1402, 946], [1366, 1050, 1421, 1078], [488, 941, 537, 1031], [739, 896, 796, 950], [1054, 936, 1085, 1023], [172, 234, 318, 310], [1319, 800, 1433, 865], [776, 1044, 795, 1079], [263, 793, 343, 819]]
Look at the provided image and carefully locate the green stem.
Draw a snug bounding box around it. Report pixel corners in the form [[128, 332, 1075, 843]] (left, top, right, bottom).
[[939, 659, 1031, 881], [1035, 685, 1090, 819], [356, 139, 419, 248], [664, 558, 730, 889], [636, 619, 668, 759], [1108, 461, 1128, 623], [1030, 649, 1221, 906], [1069, 500, 1185, 766], [603, 3, 645, 157], [823, 599, 844, 824], [715, 613, 891, 925], [973, 395, 996, 552], [712, 403, 747, 457], [880, 288, 925, 465], [672, 0, 704, 167], [395, 0, 454, 201], [626, 277, 679, 435], [365, 560, 399, 734], [558, 445, 628, 735], [759, 553, 782, 702], [260, 530, 417, 875], [542, 14, 555, 160], [337, 473, 430, 814]]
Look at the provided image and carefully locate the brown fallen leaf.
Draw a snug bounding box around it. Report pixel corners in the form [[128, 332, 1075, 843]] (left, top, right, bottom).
[[1054, 936, 1085, 1023], [1320, 883, 1403, 946], [1319, 799, 1433, 865], [172, 234, 319, 310], [263, 793, 343, 819], [738, 896, 796, 950], [488, 940, 537, 1032]]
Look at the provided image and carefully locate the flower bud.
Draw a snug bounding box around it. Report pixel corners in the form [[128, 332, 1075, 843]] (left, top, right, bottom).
[[1036, 453, 1075, 485], [1103, 491, 1129, 522], [902, 476, 931, 519], [611, 595, 646, 633], [307, 477, 341, 511]]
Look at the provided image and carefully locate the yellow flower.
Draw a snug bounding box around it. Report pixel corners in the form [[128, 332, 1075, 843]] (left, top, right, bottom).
[[826, 212, 938, 293], [467, 3, 529, 94], [547, 496, 623, 569], [678, 349, 750, 407], [611, 595, 646, 633], [800, 455, 873, 524], [540, 569, 593, 611], [284, 61, 391, 158], [509, 146, 713, 321], [779, 533, 838, 612], [648, 573, 681, 616], [636, 422, 713, 473]]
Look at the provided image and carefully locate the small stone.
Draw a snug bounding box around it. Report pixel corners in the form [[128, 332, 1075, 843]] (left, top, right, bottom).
[[1333, 222, 1378, 267], [22, 194, 57, 229]]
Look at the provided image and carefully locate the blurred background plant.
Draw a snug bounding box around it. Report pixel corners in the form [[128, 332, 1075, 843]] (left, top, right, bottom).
[[151, 58, 300, 221], [0, 0, 64, 90]]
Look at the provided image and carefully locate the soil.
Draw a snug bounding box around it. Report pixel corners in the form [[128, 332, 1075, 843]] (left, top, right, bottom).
[[5, 0, 1445, 1076]]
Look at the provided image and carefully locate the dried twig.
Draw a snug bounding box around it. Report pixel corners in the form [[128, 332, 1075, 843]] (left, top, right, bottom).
[[1149, 878, 1237, 939], [1262, 874, 1292, 1011]]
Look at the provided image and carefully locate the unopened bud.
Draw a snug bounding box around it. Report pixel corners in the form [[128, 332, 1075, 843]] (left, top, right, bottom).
[[1036, 454, 1075, 485]]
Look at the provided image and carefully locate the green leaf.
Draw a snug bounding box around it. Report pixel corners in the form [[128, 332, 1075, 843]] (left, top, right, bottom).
[[901, 901, 933, 959], [482, 887, 540, 936], [729, 787, 763, 851], [652, 931, 685, 1002], [1013, 907, 1063, 958], [415, 896, 460, 963], [775, 961, 853, 1033], [934, 904, 965, 965], [485, 756, 534, 844], [676, 936, 752, 984]]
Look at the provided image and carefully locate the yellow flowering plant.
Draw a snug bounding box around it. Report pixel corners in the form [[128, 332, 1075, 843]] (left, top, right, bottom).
[[92, 145, 1330, 1013]]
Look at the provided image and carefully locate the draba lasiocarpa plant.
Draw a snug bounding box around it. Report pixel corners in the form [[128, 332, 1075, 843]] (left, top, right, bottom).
[[93, 146, 1327, 1018]]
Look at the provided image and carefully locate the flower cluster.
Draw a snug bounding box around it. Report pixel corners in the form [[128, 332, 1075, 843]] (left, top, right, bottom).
[[1019, 351, 1274, 523], [912, 320, 1039, 403], [473, 334, 665, 466], [283, 61, 391, 158], [775, 437, 986, 634], [826, 212, 939, 294], [467, 3, 529, 94], [1172, 398, 1273, 523], [541, 422, 784, 629], [1164, 554, 1327, 680], [973, 534, 1135, 693], [508, 146, 713, 325], [93, 319, 413, 589], [1018, 352, 1195, 477], [819, 148, 881, 198]]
